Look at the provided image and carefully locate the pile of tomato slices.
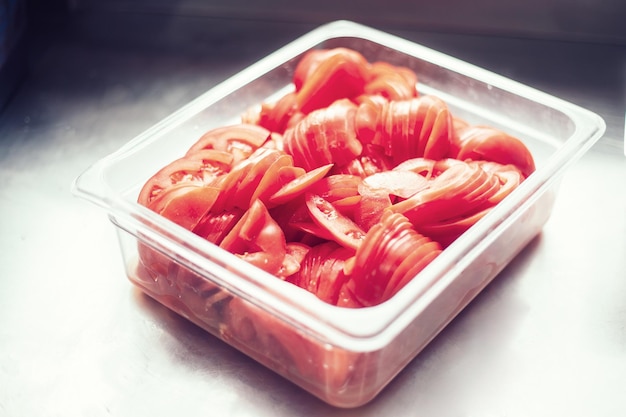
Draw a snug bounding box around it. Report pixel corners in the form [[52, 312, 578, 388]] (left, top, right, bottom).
[[137, 47, 535, 308]]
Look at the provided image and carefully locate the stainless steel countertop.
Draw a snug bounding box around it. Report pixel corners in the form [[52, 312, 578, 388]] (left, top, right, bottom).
[[1, 21, 625, 416]]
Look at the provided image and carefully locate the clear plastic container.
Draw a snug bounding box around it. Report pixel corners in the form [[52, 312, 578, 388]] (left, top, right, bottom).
[[72, 20, 606, 408]]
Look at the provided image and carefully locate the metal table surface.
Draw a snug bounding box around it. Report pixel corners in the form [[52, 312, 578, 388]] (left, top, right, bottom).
[[1, 21, 625, 416]]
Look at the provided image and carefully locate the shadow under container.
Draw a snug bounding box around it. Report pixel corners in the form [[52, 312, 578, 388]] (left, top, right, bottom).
[[72, 21, 606, 408]]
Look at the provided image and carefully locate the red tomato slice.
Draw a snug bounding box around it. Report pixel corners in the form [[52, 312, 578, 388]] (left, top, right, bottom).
[[419, 95, 454, 160], [290, 218, 337, 243], [381, 240, 441, 299], [332, 143, 394, 178], [153, 184, 221, 231], [192, 209, 244, 245], [222, 296, 357, 390], [293, 49, 331, 91], [354, 170, 429, 230], [238, 149, 289, 204], [283, 99, 363, 171], [355, 95, 452, 165], [361, 169, 429, 199], [417, 208, 490, 247], [390, 162, 491, 225], [305, 193, 366, 251], [331, 195, 362, 215], [364, 61, 418, 100], [392, 157, 465, 184], [137, 149, 233, 207], [335, 282, 364, 308], [251, 91, 299, 134], [454, 125, 536, 177], [354, 188, 392, 231], [481, 162, 524, 205], [310, 174, 362, 203], [294, 48, 369, 113], [449, 116, 470, 156], [249, 153, 299, 204], [210, 147, 283, 212], [289, 241, 354, 305], [277, 242, 311, 279], [220, 200, 286, 275], [347, 210, 442, 306], [267, 195, 311, 243], [354, 95, 388, 145], [267, 163, 333, 206], [185, 124, 272, 164]]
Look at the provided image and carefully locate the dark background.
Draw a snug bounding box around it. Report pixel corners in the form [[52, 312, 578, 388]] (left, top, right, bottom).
[[5, 0, 624, 137]]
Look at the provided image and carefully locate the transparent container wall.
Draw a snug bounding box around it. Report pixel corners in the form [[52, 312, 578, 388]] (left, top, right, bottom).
[[110, 181, 556, 408], [113, 218, 389, 406]]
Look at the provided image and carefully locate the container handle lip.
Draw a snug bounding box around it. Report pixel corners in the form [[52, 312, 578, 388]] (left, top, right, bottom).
[[71, 160, 111, 209]]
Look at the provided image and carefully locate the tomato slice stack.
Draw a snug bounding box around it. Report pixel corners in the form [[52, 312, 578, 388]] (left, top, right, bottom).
[[138, 47, 536, 308]]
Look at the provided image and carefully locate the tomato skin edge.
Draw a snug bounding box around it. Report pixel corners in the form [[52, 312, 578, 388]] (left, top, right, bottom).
[[304, 192, 366, 251]]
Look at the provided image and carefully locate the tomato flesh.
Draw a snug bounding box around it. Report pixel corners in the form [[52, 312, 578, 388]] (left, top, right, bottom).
[[305, 192, 367, 251], [137, 46, 536, 309]]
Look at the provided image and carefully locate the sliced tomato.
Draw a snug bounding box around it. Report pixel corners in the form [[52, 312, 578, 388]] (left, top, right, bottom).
[[192, 209, 244, 245], [361, 169, 429, 200], [335, 282, 364, 308], [419, 95, 454, 160], [354, 95, 388, 145], [417, 208, 490, 247], [220, 200, 287, 275], [454, 125, 536, 177], [137, 150, 233, 213], [331, 143, 394, 178], [354, 188, 392, 232], [185, 124, 272, 164], [308, 173, 363, 218], [288, 241, 354, 305], [305, 193, 366, 251], [268, 193, 330, 246], [396, 95, 452, 162], [390, 162, 493, 225], [293, 49, 331, 91], [294, 48, 369, 113], [222, 296, 357, 390], [347, 210, 442, 306], [355, 95, 452, 164], [283, 99, 363, 171], [249, 153, 300, 204], [310, 174, 361, 203], [479, 162, 524, 205], [137, 149, 232, 207], [381, 240, 441, 299], [153, 184, 221, 231], [354, 169, 432, 230], [449, 116, 470, 156], [210, 147, 284, 212], [290, 217, 337, 243], [364, 61, 418, 100], [251, 91, 300, 134], [138, 160, 205, 208], [392, 157, 463, 180], [277, 242, 311, 279], [267, 163, 333, 206]]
